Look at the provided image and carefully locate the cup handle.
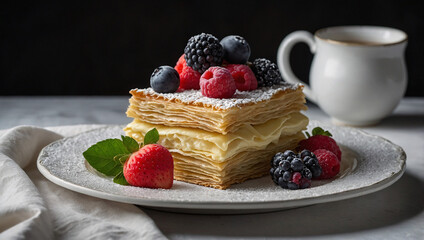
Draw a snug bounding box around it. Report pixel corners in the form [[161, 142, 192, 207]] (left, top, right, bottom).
[[277, 31, 317, 103]]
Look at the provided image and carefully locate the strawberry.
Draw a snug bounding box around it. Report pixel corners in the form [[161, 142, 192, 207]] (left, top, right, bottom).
[[83, 128, 174, 189], [123, 144, 173, 189], [297, 127, 342, 161], [313, 149, 340, 179]]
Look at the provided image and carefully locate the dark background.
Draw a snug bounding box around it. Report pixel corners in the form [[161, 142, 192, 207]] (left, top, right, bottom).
[[1, 0, 423, 96]]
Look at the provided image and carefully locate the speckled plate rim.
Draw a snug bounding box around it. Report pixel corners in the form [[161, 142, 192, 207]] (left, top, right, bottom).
[[37, 122, 406, 214]]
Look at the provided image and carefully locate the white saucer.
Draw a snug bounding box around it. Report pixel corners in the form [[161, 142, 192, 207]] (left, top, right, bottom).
[[37, 121, 406, 214]]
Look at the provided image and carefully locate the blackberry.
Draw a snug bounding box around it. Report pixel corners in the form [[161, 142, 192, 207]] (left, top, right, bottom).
[[184, 33, 224, 73], [291, 158, 304, 171], [302, 150, 322, 178], [251, 58, 283, 87], [272, 152, 284, 167], [269, 149, 322, 190]]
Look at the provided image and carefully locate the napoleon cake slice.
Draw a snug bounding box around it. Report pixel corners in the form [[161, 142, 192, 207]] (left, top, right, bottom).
[[125, 83, 308, 189]]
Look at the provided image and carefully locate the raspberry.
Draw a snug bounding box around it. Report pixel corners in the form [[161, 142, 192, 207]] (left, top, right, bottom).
[[225, 64, 258, 91], [200, 66, 236, 98], [297, 135, 342, 161], [175, 54, 201, 90], [250, 74, 258, 90], [123, 144, 174, 189], [175, 54, 185, 73], [313, 149, 340, 179]]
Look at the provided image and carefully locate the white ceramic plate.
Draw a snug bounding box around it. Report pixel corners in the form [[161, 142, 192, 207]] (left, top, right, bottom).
[[37, 121, 406, 214]]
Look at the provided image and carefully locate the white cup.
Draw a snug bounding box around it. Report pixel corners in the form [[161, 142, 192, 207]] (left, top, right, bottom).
[[278, 26, 408, 126]]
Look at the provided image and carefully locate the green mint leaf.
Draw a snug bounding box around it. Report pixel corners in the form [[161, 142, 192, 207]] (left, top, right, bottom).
[[113, 153, 131, 164], [144, 128, 159, 145], [83, 139, 130, 176], [121, 136, 140, 153], [305, 132, 311, 138], [322, 130, 332, 137], [113, 172, 129, 185], [312, 127, 324, 136], [311, 127, 333, 137]]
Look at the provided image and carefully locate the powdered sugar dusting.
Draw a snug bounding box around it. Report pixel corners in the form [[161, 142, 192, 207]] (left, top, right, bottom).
[[37, 121, 405, 213], [135, 83, 301, 109]]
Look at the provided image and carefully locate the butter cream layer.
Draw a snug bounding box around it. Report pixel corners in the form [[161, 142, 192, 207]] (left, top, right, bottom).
[[125, 112, 308, 161]]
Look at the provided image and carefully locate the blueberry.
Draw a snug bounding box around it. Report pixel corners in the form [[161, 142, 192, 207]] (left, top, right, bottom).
[[304, 156, 320, 170], [300, 179, 311, 189], [303, 156, 312, 164], [150, 66, 180, 93], [220, 35, 251, 64], [283, 150, 296, 158], [282, 171, 292, 182], [302, 167, 313, 180], [304, 156, 316, 168], [272, 152, 284, 167], [311, 157, 320, 166], [300, 149, 312, 158], [278, 177, 288, 188], [272, 159, 280, 168], [310, 165, 322, 178], [270, 167, 275, 177], [280, 160, 291, 171], [291, 158, 304, 171], [274, 167, 283, 179], [287, 182, 299, 190]]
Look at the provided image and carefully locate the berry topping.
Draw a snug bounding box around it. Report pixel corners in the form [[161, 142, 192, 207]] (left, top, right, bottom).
[[150, 66, 180, 93], [184, 33, 224, 73], [250, 58, 283, 87], [297, 127, 342, 161], [283, 150, 296, 157], [124, 144, 174, 189], [270, 149, 322, 190], [225, 64, 258, 91], [175, 54, 201, 90], [200, 66, 236, 98], [220, 35, 251, 64], [291, 172, 302, 184], [175, 54, 185, 73], [299, 178, 311, 189], [302, 150, 322, 178], [313, 149, 340, 179], [291, 158, 304, 171]]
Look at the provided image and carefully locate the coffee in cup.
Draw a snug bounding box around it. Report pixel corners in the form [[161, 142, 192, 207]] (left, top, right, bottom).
[[278, 26, 408, 126]]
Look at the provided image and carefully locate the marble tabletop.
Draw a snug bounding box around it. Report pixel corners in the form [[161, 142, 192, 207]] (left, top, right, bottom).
[[0, 96, 423, 239]]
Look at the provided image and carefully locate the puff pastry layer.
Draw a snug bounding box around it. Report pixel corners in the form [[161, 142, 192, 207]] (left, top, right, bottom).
[[124, 112, 308, 189], [125, 83, 308, 189], [126, 84, 306, 134]]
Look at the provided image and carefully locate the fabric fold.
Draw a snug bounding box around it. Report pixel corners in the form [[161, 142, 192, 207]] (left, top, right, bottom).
[[0, 125, 167, 240]]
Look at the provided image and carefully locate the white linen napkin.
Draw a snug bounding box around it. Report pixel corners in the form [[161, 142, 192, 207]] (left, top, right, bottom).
[[0, 125, 167, 240]]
